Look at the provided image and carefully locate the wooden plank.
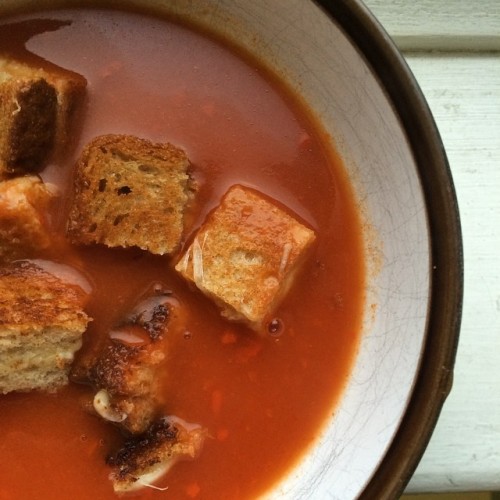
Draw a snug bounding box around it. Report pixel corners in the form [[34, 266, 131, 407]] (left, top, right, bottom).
[[363, 0, 500, 51], [401, 54, 500, 492]]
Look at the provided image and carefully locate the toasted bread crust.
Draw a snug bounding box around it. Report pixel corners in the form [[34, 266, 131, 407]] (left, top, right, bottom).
[[0, 57, 87, 177], [0, 77, 57, 175], [175, 185, 316, 328], [0, 261, 89, 331], [73, 291, 184, 434], [90, 342, 165, 434], [0, 261, 90, 394], [67, 134, 194, 255], [107, 417, 206, 492]]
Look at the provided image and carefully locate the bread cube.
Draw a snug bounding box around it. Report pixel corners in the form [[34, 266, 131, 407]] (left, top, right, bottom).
[[0, 57, 87, 177], [0, 261, 91, 394], [108, 417, 206, 493], [0, 176, 56, 263], [175, 185, 316, 329], [66, 134, 195, 255], [74, 290, 182, 434]]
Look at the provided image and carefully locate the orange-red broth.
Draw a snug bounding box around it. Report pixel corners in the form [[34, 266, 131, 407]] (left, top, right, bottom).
[[0, 8, 364, 500]]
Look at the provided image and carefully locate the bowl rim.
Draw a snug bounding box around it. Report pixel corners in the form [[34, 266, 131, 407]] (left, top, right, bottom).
[[314, 0, 464, 497]]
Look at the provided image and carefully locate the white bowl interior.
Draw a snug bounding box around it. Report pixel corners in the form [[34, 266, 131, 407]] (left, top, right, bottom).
[[0, 1, 431, 498]]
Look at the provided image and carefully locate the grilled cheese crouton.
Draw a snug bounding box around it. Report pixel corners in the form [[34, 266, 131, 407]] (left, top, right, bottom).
[[89, 339, 165, 434], [107, 417, 206, 493], [0, 176, 56, 263], [66, 134, 195, 255], [175, 185, 316, 330], [72, 290, 185, 434], [0, 57, 86, 177], [0, 261, 91, 394]]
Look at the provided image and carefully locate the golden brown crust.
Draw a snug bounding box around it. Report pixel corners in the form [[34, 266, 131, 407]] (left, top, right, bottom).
[[107, 417, 206, 492], [89, 341, 165, 434], [0, 57, 87, 177], [0, 77, 57, 175], [66, 134, 195, 255], [91, 342, 162, 397], [0, 261, 90, 394], [175, 185, 316, 329], [42, 65, 87, 147], [0, 261, 89, 332], [0, 176, 56, 263], [74, 291, 182, 434]]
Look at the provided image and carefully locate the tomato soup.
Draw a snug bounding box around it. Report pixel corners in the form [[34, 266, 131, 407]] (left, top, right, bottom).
[[0, 8, 364, 500]]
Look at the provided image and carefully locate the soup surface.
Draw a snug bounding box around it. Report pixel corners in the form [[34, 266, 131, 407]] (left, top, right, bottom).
[[0, 7, 364, 500]]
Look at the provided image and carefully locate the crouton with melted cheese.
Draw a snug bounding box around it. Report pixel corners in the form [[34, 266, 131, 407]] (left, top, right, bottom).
[[107, 416, 206, 493], [0, 261, 91, 394], [0, 176, 56, 263], [66, 134, 195, 255], [175, 185, 316, 330], [0, 57, 86, 177], [72, 290, 186, 434]]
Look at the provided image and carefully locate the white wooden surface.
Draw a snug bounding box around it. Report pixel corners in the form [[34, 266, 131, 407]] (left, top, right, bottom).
[[364, 0, 500, 494], [365, 0, 500, 50]]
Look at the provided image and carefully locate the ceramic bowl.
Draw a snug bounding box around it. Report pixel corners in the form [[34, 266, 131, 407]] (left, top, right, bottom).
[[0, 1, 463, 498]]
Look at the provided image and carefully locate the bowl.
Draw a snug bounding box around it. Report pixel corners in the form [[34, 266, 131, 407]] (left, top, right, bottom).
[[0, 1, 463, 498]]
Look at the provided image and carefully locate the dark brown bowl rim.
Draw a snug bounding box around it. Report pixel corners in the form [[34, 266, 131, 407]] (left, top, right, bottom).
[[315, 0, 464, 498]]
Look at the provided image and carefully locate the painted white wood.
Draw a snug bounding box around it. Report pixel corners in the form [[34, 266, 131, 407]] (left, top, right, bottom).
[[363, 0, 500, 50], [401, 54, 500, 492]]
